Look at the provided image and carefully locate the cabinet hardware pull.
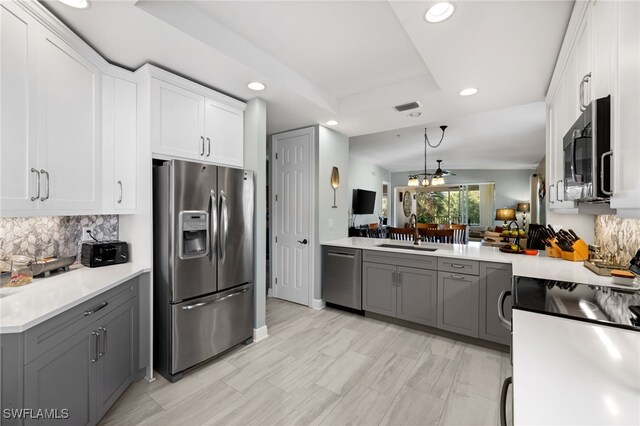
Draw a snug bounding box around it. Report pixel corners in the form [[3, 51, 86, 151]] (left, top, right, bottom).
[[397, 271, 402, 286], [40, 169, 50, 201], [84, 301, 108, 316], [117, 180, 123, 204], [181, 287, 250, 310], [91, 331, 100, 363], [556, 179, 562, 202], [548, 184, 555, 204], [449, 274, 466, 280], [210, 190, 217, 265], [450, 264, 465, 268], [328, 252, 355, 258], [579, 73, 591, 112], [600, 151, 613, 195], [98, 326, 108, 357], [497, 290, 512, 330], [391, 270, 395, 285], [200, 136, 205, 156], [206, 137, 211, 157], [31, 168, 40, 201]]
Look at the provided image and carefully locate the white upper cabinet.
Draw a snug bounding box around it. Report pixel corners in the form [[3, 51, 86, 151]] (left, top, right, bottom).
[[149, 72, 245, 168], [151, 79, 205, 160], [610, 0, 640, 217], [36, 29, 101, 212], [103, 74, 137, 213], [0, 4, 38, 212], [204, 98, 244, 168], [1, 2, 101, 216]]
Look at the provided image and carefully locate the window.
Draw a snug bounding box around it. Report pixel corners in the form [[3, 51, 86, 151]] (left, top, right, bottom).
[[415, 184, 485, 225]]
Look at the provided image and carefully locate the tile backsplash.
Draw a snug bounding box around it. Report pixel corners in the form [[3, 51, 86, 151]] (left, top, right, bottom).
[[594, 215, 640, 265], [0, 216, 119, 260]]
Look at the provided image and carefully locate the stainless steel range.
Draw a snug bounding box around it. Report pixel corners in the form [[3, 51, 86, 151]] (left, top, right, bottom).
[[153, 159, 254, 382]]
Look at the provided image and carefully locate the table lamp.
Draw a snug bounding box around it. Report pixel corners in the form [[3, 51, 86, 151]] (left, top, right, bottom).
[[495, 208, 516, 227], [516, 202, 530, 228]]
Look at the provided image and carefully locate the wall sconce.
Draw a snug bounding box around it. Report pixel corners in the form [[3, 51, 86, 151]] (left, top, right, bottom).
[[330, 167, 340, 208]]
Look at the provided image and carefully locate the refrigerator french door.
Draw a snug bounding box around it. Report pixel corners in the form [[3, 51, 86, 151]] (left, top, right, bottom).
[[153, 159, 254, 382]]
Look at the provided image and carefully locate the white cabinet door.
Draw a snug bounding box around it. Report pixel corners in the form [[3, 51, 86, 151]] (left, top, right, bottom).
[[204, 98, 243, 168], [591, 0, 612, 100], [36, 28, 101, 211], [610, 0, 640, 216], [151, 79, 205, 161], [113, 78, 137, 211], [576, 13, 592, 109], [0, 4, 39, 214]]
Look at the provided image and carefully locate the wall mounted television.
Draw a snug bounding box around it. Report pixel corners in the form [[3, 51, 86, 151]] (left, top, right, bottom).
[[352, 189, 376, 214]]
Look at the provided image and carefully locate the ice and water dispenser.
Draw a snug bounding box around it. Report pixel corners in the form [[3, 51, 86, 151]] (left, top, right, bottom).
[[178, 211, 209, 259]]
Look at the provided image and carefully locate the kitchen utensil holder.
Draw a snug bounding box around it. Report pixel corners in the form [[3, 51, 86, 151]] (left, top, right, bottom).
[[560, 239, 589, 261], [545, 239, 563, 258]]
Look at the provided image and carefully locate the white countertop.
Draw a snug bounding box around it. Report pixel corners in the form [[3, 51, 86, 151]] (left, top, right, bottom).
[[322, 237, 637, 289], [0, 263, 150, 334]]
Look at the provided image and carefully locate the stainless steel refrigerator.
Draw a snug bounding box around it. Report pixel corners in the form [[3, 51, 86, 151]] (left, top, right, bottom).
[[153, 159, 254, 382]]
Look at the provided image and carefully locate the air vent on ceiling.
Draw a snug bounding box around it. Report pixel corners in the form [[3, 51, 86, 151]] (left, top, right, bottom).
[[394, 101, 420, 112]]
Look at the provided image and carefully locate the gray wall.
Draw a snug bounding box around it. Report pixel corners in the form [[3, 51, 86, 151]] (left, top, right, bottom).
[[390, 169, 534, 227], [349, 154, 391, 227], [243, 98, 267, 332]]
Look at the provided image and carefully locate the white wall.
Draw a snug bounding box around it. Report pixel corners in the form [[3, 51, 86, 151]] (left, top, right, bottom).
[[243, 98, 267, 333], [348, 154, 391, 227], [318, 126, 349, 242]]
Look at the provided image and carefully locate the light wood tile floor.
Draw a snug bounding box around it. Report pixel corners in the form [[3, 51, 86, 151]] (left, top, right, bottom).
[[100, 298, 512, 426]]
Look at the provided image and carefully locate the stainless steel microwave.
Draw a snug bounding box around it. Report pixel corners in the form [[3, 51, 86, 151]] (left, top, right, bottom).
[[562, 95, 611, 202]]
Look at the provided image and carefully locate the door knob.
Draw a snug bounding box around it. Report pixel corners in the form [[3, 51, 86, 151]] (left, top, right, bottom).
[[297, 239, 308, 245]]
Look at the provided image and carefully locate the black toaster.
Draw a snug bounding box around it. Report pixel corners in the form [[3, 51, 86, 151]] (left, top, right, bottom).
[[81, 241, 129, 268]]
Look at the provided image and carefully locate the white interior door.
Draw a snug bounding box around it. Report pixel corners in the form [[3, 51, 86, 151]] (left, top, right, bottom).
[[273, 128, 313, 306]]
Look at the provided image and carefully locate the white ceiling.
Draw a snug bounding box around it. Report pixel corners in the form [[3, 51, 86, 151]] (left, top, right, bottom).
[[43, 0, 573, 169]]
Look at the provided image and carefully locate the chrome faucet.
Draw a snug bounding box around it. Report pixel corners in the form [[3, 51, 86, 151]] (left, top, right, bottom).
[[408, 214, 421, 245]]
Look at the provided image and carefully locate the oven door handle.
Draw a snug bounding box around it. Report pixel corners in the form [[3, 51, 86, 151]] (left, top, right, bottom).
[[498, 290, 512, 330], [600, 150, 613, 196], [500, 376, 513, 426]]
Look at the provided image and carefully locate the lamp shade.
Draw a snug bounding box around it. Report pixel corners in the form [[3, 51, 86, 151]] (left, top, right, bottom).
[[516, 202, 530, 213], [330, 167, 340, 189], [408, 176, 419, 187], [495, 208, 516, 222]]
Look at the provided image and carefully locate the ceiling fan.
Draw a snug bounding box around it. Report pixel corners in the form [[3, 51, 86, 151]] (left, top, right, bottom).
[[428, 160, 456, 178]]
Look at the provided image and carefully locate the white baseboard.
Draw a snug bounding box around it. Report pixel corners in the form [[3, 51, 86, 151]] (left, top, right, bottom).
[[311, 298, 325, 310], [253, 325, 269, 342]]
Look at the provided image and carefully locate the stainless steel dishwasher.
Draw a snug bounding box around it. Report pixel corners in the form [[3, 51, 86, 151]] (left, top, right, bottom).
[[321, 246, 362, 310]]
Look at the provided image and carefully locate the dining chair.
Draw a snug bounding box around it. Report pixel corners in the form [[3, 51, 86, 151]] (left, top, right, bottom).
[[420, 229, 455, 243], [388, 227, 415, 241], [417, 223, 438, 229], [446, 224, 467, 244]]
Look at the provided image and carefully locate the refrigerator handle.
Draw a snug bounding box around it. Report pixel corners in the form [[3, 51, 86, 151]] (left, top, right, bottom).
[[210, 190, 217, 264], [219, 191, 229, 264]]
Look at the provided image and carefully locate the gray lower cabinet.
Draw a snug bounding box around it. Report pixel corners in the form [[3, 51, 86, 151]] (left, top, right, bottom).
[[363, 259, 437, 327], [3, 278, 139, 426], [362, 262, 396, 317], [24, 325, 96, 426], [437, 272, 480, 338], [396, 267, 437, 326], [479, 262, 512, 345]]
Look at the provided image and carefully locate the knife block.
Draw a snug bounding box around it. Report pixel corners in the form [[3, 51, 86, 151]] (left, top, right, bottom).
[[545, 240, 563, 258], [560, 239, 589, 262]]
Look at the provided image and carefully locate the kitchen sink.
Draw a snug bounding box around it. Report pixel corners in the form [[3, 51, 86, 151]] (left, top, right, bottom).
[[376, 244, 438, 252]]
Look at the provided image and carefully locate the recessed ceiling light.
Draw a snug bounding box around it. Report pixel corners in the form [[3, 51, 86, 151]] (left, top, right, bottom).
[[247, 82, 266, 91], [425, 2, 455, 23], [59, 0, 91, 9], [408, 112, 422, 118], [326, 120, 338, 126], [459, 87, 479, 96]]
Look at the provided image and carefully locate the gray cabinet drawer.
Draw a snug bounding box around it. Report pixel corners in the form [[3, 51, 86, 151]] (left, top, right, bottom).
[[438, 257, 479, 275], [24, 279, 137, 364], [363, 250, 437, 270]]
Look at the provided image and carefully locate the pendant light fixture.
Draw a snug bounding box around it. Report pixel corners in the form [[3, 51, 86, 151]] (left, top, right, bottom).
[[406, 125, 448, 187]]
